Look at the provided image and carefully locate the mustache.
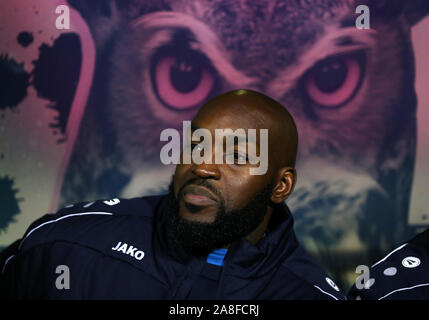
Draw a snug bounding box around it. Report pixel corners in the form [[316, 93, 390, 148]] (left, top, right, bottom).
[[177, 178, 224, 204]]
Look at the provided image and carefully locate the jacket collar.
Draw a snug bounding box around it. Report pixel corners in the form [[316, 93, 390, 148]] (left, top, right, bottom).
[[222, 201, 298, 278], [155, 195, 298, 274]]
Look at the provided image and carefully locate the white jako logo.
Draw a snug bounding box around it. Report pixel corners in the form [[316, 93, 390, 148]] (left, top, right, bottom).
[[112, 241, 145, 261], [326, 277, 340, 291], [402, 256, 421, 268]]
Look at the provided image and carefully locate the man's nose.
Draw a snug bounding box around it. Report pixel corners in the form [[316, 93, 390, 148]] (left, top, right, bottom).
[[191, 162, 221, 180]]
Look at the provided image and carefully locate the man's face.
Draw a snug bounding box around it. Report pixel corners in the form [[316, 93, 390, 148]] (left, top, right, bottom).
[[169, 103, 276, 252], [173, 104, 275, 223]]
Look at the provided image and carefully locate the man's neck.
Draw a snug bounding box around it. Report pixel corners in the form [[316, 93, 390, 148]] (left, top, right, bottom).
[[246, 207, 272, 245], [220, 207, 272, 249]]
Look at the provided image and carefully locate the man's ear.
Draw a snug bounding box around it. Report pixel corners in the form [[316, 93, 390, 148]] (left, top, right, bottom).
[[271, 167, 297, 204]]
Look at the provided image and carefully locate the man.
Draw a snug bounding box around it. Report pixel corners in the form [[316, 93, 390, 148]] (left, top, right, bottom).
[[0, 89, 345, 299], [348, 228, 429, 300]]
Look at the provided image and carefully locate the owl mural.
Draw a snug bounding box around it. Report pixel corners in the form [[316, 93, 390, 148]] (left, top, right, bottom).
[[1, 0, 428, 289]]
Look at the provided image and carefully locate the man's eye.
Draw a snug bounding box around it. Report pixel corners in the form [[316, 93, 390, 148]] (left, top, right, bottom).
[[232, 152, 248, 164], [191, 143, 203, 152]]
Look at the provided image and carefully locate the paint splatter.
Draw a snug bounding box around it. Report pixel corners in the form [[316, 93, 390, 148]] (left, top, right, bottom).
[[17, 31, 34, 47], [0, 54, 30, 111], [0, 176, 22, 232], [32, 33, 82, 143]]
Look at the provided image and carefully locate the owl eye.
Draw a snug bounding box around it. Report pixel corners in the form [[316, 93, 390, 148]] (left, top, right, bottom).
[[151, 46, 217, 110], [302, 52, 365, 108]]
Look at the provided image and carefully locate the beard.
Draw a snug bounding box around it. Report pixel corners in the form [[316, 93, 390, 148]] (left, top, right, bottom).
[[167, 177, 273, 256]]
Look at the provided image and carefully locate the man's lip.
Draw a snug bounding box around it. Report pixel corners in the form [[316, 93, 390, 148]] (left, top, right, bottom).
[[182, 184, 218, 204]]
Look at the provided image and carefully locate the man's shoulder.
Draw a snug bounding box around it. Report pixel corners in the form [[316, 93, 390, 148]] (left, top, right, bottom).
[[59, 195, 165, 217], [18, 195, 167, 253], [348, 229, 429, 300], [277, 244, 346, 300]]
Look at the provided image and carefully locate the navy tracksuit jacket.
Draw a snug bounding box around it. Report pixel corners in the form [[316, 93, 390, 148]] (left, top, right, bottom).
[[0, 195, 345, 299]]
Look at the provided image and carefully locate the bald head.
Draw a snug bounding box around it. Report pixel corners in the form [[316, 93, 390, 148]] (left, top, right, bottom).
[[195, 89, 298, 168], [172, 89, 298, 250], [172, 90, 298, 248]]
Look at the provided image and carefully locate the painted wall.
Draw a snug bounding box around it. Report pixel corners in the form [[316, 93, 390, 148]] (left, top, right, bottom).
[[1, 0, 428, 289]]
